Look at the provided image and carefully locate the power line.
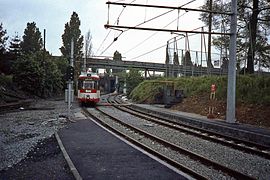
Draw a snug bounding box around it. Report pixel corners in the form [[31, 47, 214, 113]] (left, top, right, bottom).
[[104, 24, 231, 35], [131, 35, 187, 60], [96, 0, 136, 55], [101, 0, 197, 55], [124, 11, 188, 55], [130, 0, 197, 29], [106, 0, 232, 15], [100, 5, 176, 55], [100, 31, 124, 55], [131, 26, 207, 60]]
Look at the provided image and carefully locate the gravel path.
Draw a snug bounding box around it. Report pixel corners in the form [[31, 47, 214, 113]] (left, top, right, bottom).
[[0, 98, 77, 179]]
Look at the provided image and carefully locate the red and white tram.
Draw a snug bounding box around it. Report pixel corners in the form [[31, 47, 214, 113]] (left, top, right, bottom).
[[77, 71, 100, 105]]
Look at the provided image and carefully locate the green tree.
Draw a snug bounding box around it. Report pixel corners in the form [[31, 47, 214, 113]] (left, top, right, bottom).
[[60, 11, 84, 77], [20, 22, 43, 54], [125, 69, 144, 95], [200, 0, 270, 73], [112, 50, 123, 74], [13, 51, 63, 97], [9, 32, 21, 56], [7, 32, 22, 74], [43, 56, 63, 97], [52, 56, 69, 90], [0, 23, 9, 74], [0, 23, 8, 55], [13, 52, 43, 95]]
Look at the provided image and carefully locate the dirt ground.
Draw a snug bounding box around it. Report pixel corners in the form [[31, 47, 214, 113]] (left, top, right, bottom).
[[171, 94, 270, 129]]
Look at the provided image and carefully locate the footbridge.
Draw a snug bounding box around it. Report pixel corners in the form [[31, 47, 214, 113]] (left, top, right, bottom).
[[86, 57, 227, 76]]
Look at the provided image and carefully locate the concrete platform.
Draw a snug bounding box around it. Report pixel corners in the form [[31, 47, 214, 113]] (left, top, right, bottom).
[[58, 119, 188, 180]]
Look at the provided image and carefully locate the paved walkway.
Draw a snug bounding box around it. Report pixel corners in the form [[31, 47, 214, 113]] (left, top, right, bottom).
[[58, 117, 188, 180]]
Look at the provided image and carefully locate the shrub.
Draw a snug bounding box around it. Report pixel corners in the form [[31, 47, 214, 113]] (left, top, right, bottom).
[[130, 75, 270, 105]]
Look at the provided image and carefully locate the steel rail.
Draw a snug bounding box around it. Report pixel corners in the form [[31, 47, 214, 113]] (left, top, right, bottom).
[[82, 107, 206, 180], [113, 95, 270, 157], [0, 100, 33, 113], [113, 95, 270, 159], [94, 105, 255, 179], [111, 96, 270, 160]]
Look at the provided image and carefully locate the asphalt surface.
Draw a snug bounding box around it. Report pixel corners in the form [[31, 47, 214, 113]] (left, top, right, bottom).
[[59, 119, 186, 180]]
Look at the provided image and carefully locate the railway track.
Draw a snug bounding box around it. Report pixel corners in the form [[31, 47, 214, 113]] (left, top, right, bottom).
[[83, 107, 206, 179], [83, 98, 260, 179], [0, 100, 33, 113], [111, 95, 270, 160]]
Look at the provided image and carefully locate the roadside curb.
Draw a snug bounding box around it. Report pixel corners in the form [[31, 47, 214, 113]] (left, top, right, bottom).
[[55, 132, 82, 180]]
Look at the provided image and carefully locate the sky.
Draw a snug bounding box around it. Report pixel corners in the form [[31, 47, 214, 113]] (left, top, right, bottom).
[[1, 0, 212, 64]]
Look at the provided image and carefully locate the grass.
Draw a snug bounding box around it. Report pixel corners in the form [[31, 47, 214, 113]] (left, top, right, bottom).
[[130, 75, 270, 105]]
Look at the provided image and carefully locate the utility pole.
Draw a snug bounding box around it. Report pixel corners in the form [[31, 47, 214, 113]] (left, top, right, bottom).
[[42, 29, 46, 97], [43, 29, 46, 59], [226, 0, 237, 123], [207, 0, 213, 74], [67, 38, 74, 119], [84, 37, 87, 72]]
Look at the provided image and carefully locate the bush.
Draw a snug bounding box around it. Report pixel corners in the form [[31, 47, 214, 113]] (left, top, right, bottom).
[[12, 51, 64, 97], [130, 75, 270, 105], [0, 74, 13, 88], [130, 80, 163, 103]]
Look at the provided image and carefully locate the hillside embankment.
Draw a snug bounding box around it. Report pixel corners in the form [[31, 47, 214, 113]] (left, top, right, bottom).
[[130, 75, 270, 128], [0, 75, 28, 104]]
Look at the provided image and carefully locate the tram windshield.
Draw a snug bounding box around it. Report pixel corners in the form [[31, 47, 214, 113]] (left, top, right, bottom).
[[79, 80, 99, 89], [84, 81, 96, 89]]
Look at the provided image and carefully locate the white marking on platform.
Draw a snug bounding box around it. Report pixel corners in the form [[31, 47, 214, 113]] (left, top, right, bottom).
[[74, 112, 87, 120]]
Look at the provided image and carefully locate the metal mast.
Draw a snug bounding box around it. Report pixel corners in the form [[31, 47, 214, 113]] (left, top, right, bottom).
[[226, 0, 237, 123]]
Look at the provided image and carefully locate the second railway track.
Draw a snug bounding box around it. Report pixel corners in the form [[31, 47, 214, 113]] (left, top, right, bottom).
[[111, 95, 270, 160], [81, 95, 270, 179]]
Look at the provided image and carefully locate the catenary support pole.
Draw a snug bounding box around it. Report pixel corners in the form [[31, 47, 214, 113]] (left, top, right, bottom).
[[68, 38, 74, 119], [207, 0, 213, 75], [42, 29, 46, 97], [226, 0, 237, 123]]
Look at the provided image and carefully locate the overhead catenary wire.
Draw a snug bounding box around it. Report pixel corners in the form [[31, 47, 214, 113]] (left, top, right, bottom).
[[100, 8, 176, 55], [131, 26, 207, 60], [96, 0, 136, 55], [104, 1, 231, 37], [132, 0, 197, 29], [144, 0, 148, 22], [106, 0, 232, 15], [100, 31, 124, 55], [101, 0, 197, 55], [124, 11, 188, 55]]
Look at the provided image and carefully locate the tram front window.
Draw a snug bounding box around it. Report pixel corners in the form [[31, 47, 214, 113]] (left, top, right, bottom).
[[83, 81, 96, 89]]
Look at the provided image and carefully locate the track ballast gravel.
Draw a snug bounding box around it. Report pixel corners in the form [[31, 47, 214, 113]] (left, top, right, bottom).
[[96, 106, 270, 179], [0, 98, 76, 179]]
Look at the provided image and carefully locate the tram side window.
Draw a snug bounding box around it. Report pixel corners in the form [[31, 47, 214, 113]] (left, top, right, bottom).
[[78, 80, 83, 89]]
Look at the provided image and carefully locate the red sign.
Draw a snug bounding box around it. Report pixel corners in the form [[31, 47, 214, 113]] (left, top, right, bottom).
[[211, 84, 217, 92]]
